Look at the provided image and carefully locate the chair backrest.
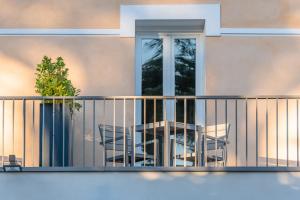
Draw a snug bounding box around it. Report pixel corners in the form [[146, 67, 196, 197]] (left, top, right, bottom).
[[98, 124, 131, 151], [202, 123, 230, 139]]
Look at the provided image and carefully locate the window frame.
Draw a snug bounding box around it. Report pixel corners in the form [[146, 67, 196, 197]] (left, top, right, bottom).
[[135, 32, 206, 124]]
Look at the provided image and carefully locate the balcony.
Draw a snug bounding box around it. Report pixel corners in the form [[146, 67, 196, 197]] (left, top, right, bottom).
[[1, 95, 300, 172]]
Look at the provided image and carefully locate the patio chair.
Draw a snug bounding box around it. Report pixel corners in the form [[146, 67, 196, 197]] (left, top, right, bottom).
[[173, 123, 230, 166], [202, 123, 231, 166], [98, 124, 158, 166]]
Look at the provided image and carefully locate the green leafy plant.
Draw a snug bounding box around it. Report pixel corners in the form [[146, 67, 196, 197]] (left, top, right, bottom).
[[35, 56, 81, 115]]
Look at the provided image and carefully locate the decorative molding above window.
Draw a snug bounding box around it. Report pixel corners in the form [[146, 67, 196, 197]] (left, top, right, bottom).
[[120, 4, 221, 37], [135, 19, 205, 33]]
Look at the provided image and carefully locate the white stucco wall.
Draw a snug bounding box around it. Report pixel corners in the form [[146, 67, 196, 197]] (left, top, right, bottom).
[[0, 172, 300, 200]]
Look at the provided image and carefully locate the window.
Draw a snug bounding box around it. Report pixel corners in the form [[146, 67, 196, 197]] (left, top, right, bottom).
[[135, 32, 205, 166]]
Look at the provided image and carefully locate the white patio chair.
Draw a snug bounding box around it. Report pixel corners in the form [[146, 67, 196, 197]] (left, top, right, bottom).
[[98, 124, 158, 166]]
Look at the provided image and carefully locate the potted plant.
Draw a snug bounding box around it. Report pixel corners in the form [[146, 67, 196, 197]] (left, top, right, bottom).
[[35, 56, 80, 167]]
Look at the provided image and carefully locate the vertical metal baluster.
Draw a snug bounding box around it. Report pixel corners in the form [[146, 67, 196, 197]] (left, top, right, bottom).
[[153, 98, 156, 167], [113, 98, 116, 167], [204, 99, 207, 167], [184, 98, 187, 167], [287, 99, 289, 167], [225, 100, 228, 167], [12, 100, 15, 155], [93, 100, 96, 167], [194, 98, 197, 167], [103, 99, 106, 167], [23, 99, 26, 167], [163, 98, 167, 167], [42, 99, 45, 166], [71, 97, 75, 166], [245, 99, 248, 166], [62, 98, 65, 167], [174, 98, 177, 167], [297, 99, 299, 167], [82, 100, 86, 167], [2, 101, 4, 167], [256, 98, 258, 167], [215, 99, 217, 167], [123, 98, 126, 167], [133, 98, 136, 167], [266, 99, 269, 167], [235, 99, 238, 167], [32, 100, 35, 166], [52, 98, 55, 167], [143, 99, 146, 166], [276, 98, 279, 166]]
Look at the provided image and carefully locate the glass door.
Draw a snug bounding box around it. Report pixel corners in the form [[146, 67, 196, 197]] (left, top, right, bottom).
[[136, 33, 204, 166]]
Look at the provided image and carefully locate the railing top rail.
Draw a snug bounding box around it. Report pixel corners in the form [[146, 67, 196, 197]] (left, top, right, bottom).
[[0, 95, 300, 100]]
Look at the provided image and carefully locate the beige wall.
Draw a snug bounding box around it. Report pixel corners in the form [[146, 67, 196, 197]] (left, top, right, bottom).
[[205, 36, 300, 95], [0, 36, 135, 96], [0, 0, 120, 28], [6, 36, 300, 96], [2, 0, 300, 28], [222, 0, 300, 28], [2, 36, 300, 167]]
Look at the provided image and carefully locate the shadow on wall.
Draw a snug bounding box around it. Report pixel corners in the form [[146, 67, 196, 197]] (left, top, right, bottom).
[[205, 36, 300, 166], [0, 36, 135, 166], [0, 36, 135, 96], [0, 0, 120, 28]]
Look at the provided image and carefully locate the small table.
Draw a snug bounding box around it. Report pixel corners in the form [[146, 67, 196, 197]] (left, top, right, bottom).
[[135, 121, 203, 167]]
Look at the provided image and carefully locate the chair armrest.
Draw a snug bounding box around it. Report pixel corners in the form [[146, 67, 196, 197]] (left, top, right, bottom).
[[135, 139, 158, 147]]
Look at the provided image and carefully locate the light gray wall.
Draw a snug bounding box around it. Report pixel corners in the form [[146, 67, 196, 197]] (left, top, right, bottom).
[[0, 172, 300, 200]]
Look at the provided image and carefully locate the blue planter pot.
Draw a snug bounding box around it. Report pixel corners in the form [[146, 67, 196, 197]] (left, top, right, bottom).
[[39, 103, 71, 167]]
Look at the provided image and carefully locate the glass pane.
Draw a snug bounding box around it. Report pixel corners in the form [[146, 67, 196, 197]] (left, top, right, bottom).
[[142, 38, 163, 96], [141, 38, 163, 166], [174, 38, 196, 167], [175, 38, 196, 124], [141, 38, 163, 123]]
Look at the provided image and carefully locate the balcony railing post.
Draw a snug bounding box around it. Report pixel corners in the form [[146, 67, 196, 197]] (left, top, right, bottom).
[[82, 100, 86, 167], [42, 98, 45, 166], [103, 98, 106, 167], [276, 98, 279, 166], [153, 98, 156, 167], [143, 98, 146, 166], [113, 98, 116, 167], [184, 98, 187, 167], [12, 100, 15, 155], [245, 99, 248, 167], [23, 99, 26, 167], [133, 98, 136, 167], [225, 99, 228, 167], [287, 99, 289, 167], [297, 99, 299, 167], [52, 97, 55, 167], [256, 98, 258, 167], [2, 100, 5, 167], [215, 99, 218, 167], [235, 99, 238, 167], [174, 98, 177, 167], [266, 98, 269, 167], [123, 98, 126, 167], [32, 100, 35, 166], [204, 99, 207, 167], [93, 100, 96, 167]]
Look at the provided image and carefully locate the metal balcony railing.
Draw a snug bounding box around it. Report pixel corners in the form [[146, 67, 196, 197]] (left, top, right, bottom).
[[0, 96, 300, 171]]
